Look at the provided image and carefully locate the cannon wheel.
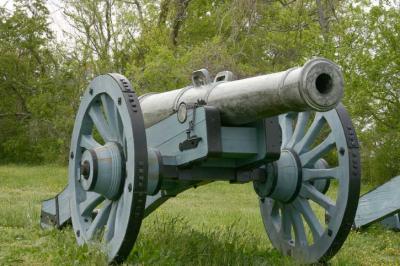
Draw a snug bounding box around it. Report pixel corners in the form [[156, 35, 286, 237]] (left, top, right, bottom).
[[68, 74, 148, 263], [260, 104, 360, 263]]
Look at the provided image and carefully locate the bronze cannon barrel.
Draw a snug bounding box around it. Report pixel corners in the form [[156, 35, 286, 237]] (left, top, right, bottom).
[[139, 57, 344, 127]]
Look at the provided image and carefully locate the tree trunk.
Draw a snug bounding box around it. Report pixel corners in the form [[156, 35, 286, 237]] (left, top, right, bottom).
[[316, 0, 329, 42], [170, 0, 191, 46]]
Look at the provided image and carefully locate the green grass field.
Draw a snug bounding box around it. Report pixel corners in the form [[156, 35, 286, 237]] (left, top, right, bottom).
[[0, 165, 400, 265]]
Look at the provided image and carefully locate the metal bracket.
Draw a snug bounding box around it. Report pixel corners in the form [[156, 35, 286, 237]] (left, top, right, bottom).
[[178, 100, 205, 151], [234, 168, 267, 184], [40, 186, 71, 229], [192, 69, 211, 87], [179, 137, 202, 151], [214, 71, 236, 83]]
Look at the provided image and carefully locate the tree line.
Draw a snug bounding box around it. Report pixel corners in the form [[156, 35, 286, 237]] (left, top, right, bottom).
[[0, 0, 399, 184]]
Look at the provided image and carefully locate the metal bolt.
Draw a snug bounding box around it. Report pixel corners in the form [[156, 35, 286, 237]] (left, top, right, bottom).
[[118, 97, 122, 105], [89, 88, 93, 95], [70, 152, 74, 159], [80, 160, 91, 180], [128, 183, 133, 192]]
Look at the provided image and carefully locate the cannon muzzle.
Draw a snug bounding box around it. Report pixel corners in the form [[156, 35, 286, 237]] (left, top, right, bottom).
[[139, 57, 344, 127]]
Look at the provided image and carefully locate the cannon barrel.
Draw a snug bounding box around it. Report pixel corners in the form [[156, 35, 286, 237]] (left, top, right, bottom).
[[139, 57, 344, 127]]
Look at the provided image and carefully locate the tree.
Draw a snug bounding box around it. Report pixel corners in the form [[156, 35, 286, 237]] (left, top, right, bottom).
[[1, 0, 399, 186], [334, 3, 400, 184], [0, 0, 57, 162]]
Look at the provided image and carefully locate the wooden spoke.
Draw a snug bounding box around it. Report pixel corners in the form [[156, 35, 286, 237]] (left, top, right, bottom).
[[280, 113, 294, 148], [80, 192, 104, 216], [86, 200, 112, 240], [289, 206, 308, 247], [294, 113, 325, 154], [89, 104, 114, 142], [300, 184, 335, 215], [302, 167, 340, 182], [80, 134, 101, 150], [293, 199, 324, 242], [287, 112, 310, 149], [300, 133, 336, 167]]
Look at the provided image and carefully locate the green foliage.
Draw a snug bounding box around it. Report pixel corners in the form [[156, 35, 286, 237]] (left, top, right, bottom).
[[325, 2, 400, 184], [0, 0, 56, 163], [0, 0, 399, 184]]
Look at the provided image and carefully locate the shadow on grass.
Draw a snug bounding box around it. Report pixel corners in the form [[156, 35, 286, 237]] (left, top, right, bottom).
[[128, 214, 293, 266]]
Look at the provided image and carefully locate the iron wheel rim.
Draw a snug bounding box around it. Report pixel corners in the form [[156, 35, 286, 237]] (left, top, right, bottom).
[[260, 104, 360, 263], [69, 73, 148, 263]]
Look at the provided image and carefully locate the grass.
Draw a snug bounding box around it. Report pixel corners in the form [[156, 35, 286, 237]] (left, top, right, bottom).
[[0, 165, 400, 265]]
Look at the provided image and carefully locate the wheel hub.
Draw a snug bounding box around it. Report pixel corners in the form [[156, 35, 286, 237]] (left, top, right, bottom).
[[270, 149, 303, 202], [79, 142, 124, 200], [255, 149, 302, 203]]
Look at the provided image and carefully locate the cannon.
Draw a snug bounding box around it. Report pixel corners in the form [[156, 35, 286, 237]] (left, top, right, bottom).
[[40, 58, 360, 264]]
